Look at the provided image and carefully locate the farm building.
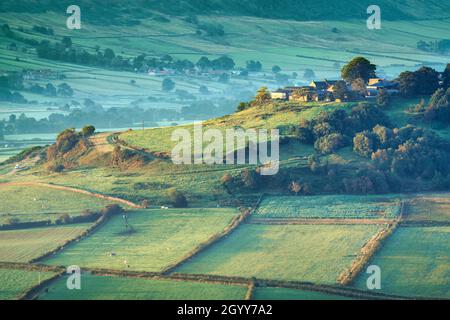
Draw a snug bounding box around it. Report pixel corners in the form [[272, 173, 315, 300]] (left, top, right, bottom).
[[309, 80, 339, 92], [366, 78, 399, 95], [271, 83, 336, 102], [270, 89, 290, 100]]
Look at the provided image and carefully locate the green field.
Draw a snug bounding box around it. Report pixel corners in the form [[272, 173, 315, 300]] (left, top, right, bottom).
[[44, 208, 238, 272], [176, 224, 381, 283], [0, 268, 57, 300], [0, 184, 124, 224], [405, 194, 450, 222], [0, 224, 90, 263], [353, 226, 450, 299], [254, 195, 401, 219], [2, 12, 449, 76], [252, 287, 353, 300], [38, 273, 247, 300]]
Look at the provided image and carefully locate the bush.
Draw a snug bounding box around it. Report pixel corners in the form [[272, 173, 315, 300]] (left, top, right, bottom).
[[101, 204, 125, 216], [81, 125, 95, 137], [167, 188, 188, 208], [47, 163, 65, 173], [376, 89, 391, 108], [353, 131, 379, 157], [162, 78, 175, 91], [314, 133, 346, 154], [6, 218, 20, 225], [55, 213, 71, 225]]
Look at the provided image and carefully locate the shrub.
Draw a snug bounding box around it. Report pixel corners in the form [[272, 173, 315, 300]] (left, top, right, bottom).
[[6, 218, 20, 225], [167, 188, 188, 208], [314, 133, 346, 154], [81, 125, 95, 137], [101, 204, 125, 216], [353, 131, 379, 158], [55, 213, 71, 225]]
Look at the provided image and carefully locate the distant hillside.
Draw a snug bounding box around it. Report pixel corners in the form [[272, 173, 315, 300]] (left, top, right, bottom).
[[1, 0, 450, 24]]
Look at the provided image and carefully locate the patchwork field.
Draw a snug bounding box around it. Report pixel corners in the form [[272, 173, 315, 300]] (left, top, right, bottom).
[[38, 273, 247, 300], [0, 184, 124, 224], [404, 194, 450, 222], [0, 268, 57, 300], [176, 224, 382, 283], [353, 226, 450, 299], [253, 195, 402, 220], [44, 208, 238, 272], [252, 287, 353, 300], [0, 224, 91, 262]]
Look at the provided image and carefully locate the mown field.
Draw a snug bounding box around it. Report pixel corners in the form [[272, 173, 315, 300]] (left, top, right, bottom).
[[0, 184, 123, 224], [44, 208, 238, 272], [404, 194, 450, 222], [0, 224, 91, 262], [38, 273, 247, 300], [176, 224, 382, 283], [252, 287, 353, 300], [253, 195, 402, 220], [0, 268, 57, 300], [353, 226, 450, 299]]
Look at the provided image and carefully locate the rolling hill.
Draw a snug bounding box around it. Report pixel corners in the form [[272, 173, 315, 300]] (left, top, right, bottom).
[[2, 0, 450, 22]]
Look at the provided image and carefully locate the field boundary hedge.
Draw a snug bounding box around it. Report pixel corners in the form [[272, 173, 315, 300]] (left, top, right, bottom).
[[160, 209, 253, 275], [30, 209, 116, 264], [400, 220, 450, 227], [247, 218, 394, 225], [6, 262, 437, 300], [0, 220, 52, 231], [161, 195, 265, 275], [336, 201, 406, 286], [19, 271, 65, 300], [244, 281, 255, 300], [0, 261, 64, 273]]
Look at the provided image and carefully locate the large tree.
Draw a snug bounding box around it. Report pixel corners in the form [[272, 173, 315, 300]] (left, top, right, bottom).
[[162, 78, 175, 91], [397, 67, 440, 97], [341, 57, 376, 83], [333, 80, 349, 100], [414, 66, 440, 95], [442, 63, 450, 90], [254, 86, 271, 105]]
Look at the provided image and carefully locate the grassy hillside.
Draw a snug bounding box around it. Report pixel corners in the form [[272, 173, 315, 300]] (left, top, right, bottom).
[[2, 12, 449, 75], [2, 0, 450, 21], [120, 101, 355, 154]]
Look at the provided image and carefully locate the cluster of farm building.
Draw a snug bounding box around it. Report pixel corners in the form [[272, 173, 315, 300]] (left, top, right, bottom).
[[270, 78, 399, 102]]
